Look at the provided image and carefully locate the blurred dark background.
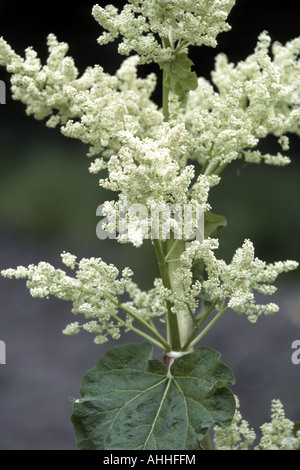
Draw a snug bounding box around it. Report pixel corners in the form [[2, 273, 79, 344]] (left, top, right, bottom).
[[0, 0, 299, 449]]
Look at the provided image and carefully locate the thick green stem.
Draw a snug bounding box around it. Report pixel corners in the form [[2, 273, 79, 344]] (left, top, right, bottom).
[[166, 237, 194, 349], [153, 239, 181, 350]]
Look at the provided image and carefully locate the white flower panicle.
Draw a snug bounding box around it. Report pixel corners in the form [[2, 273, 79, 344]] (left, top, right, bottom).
[[182, 239, 298, 323], [213, 397, 300, 450], [183, 31, 300, 171], [92, 0, 236, 64], [256, 400, 300, 450], [0, 35, 160, 160], [1, 255, 171, 344]]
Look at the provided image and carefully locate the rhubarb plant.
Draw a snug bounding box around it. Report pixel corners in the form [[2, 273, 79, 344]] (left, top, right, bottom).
[[1, 0, 300, 450]]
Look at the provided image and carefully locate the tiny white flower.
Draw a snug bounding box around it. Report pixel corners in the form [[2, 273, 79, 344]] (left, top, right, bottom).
[[61, 251, 77, 269]]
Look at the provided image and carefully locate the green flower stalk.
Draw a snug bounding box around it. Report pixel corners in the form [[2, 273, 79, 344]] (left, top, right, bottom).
[[0, 0, 299, 450]]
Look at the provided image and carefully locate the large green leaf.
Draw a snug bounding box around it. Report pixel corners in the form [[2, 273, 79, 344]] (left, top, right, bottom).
[[71, 342, 236, 450], [160, 50, 198, 101]]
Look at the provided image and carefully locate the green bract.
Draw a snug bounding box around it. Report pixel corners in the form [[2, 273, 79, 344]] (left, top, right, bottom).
[[71, 342, 235, 450], [160, 49, 198, 101], [204, 211, 227, 238]]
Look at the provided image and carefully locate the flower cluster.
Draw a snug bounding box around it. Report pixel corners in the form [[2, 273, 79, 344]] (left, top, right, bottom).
[[182, 31, 300, 171], [213, 397, 300, 450], [257, 399, 300, 450], [1, 252, 171, 345], [180, 239, 298, 323], [92, 0, 236, 65], [0, 35, 160, 160], [99, 125, 192, 205], [97, 132, 216, 246]]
